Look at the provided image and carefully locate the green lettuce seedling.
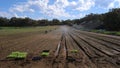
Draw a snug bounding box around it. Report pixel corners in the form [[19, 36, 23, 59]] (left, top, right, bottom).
[[7, 51, 20, 58], [17, 52, 27, 58], [41, 52, 49, 57], [7, 51, 27, 59], [71, 50, 78, 53]]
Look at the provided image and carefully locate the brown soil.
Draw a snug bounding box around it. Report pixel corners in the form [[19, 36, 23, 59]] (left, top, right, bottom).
[[0, 26, 120, 68]]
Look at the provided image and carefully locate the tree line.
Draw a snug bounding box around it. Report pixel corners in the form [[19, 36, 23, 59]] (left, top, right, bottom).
[[0, 17, 63, 26], [0, 8, 120, 31], [74, 8, 120, 31], [0, 17, 79, 27]]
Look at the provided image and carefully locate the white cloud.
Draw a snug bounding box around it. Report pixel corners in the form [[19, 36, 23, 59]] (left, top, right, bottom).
[[95, 0, 113, 8], [75, 0, 95, 11], [68, 13, 86, 19], [0, 11, 12, 18], [94, 0, 120, 9], [9, 0, 71, 18], [47, 5, 70, 18], [34, 17, 44, 20], [9, 0, 36, 13], [7, 0, 120, 20], [9, 0, 96, 19], [12, 13, 27, 18], [56, 0, 69, 8], [70, 1, 77, 6], [0, 10, 27, 18], [108, 0, 120, 9], [7, 0, 94, 20]]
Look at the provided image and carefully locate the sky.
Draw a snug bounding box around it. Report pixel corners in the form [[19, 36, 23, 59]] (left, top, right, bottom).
[[0, 0, 120, 20]]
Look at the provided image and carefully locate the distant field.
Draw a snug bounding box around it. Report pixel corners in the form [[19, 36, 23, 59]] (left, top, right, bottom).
[[0, 26, 58, 36], [91, 30, 120, 36]]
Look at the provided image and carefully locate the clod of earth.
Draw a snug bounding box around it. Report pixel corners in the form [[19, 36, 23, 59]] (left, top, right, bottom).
[[32, 56, 42, 61], [67, 56, 76, 62]]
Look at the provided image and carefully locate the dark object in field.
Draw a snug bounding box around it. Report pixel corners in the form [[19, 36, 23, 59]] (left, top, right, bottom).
[[43, 50, 49, 52], [49, 30, 52, 32], [14, 58, 24, 60], [32, 56, 42, 61], [45, 31, 48, 34], [116, 60, 120, 65], [67, 56, 76, 62]]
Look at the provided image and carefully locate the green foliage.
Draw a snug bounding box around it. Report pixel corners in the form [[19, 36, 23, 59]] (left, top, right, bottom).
[[116, 32, 120, 36], [91, 30, 120, 36], [7, 51, 27, 59], [102, 8, 120, 31], [71, 49, 78, 53], [41, 52, 49, 56], [0, 26, 57, 35]]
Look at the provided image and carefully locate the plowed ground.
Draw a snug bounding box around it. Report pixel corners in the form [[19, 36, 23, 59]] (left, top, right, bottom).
[[0, 26, 120, 68]]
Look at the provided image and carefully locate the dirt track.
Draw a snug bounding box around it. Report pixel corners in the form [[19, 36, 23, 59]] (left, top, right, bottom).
[[0, 26, 120, 68]]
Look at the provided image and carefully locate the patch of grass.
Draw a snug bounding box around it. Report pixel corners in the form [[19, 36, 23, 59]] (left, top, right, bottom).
[[116, 32, 120, 36], [91, 30, 120, 36], [0, 26, 58, 35]]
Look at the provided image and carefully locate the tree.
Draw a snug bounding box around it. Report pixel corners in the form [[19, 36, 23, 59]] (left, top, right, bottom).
[[52, 19, 60, 25], [103, 8, 120, 31], [0, 17, 9, 26]]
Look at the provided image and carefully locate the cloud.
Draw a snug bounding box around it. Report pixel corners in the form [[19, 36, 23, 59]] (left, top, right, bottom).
[[95, 0, 113, 8], [9, 0, 95, 19], [108, 0, 120, 9], [9, 0, 71, 18], [70, 1, 77, 6], [9, 1, 35, 13], [6, 0, 120, 20], [13, 13, 27, 18], [0, 11, 12, 18], [75, 0, 95, 11], [94, 0, 120, 9]]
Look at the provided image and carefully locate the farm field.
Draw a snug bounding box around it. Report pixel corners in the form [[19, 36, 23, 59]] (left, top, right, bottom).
[[0, 26, 58, 36], [0, 26, 120, 68]]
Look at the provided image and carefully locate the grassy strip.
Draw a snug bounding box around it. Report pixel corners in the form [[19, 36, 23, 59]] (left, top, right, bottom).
[[91, 30, 120, 36], [0, 26, 58, 35]]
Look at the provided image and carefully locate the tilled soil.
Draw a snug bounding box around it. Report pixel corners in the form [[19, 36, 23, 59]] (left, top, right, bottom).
[[0, 26, 120, 68]]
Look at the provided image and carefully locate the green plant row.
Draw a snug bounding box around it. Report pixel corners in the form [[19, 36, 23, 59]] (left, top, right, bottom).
[[7, 51, 27, 59], [91, 30, 120, 36]]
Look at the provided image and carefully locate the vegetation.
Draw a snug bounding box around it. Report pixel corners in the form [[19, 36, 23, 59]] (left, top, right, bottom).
[[102, 8, 120, 31], [75, 8, 120, 31], [7, 51, 27, 59], [91, 30, 120, 36], [71, 49, 78, 53], [0, 26, 57, 35]]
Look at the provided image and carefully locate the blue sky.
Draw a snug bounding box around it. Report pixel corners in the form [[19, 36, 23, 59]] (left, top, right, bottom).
[[0, 0, 120, 20]]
